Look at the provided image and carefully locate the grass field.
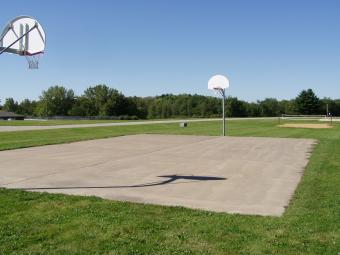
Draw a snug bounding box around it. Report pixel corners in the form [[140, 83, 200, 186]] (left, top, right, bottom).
[[0, 118, 205, 126], [0, 119, 142, 126], [0, 119, 339, 254]]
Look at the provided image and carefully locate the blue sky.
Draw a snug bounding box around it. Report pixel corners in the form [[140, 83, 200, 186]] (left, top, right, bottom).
[[0, 0, 339, 103]]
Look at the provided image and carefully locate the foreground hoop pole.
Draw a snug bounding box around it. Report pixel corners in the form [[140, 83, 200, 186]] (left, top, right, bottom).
[[0, 25, 37, 56], [219, 89, 226, 136]]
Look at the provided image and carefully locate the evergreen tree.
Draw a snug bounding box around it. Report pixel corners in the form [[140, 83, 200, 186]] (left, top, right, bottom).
[[295, 89, 320, 115]]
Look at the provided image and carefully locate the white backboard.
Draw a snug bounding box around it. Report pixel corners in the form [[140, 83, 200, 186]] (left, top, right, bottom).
[[208, 75, 229, 90], [0, 16, 45, 56]]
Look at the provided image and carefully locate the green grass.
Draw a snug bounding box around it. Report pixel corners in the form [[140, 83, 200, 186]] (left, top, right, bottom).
[[0, 119, 339, 254], [0, 117, 206, 126], [0, 119, 143, 126]]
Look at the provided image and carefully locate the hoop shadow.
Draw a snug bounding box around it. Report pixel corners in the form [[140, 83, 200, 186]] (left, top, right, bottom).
[[22, 174, 227, 190]]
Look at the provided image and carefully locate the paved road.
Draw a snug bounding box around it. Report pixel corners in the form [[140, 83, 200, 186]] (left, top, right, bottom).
[[0, 117, 276, 132]]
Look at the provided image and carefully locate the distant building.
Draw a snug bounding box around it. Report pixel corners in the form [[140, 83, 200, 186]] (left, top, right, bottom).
[[0, 111, 25, 120]]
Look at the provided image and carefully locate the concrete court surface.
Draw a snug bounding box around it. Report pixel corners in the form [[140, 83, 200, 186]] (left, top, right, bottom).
[[0, 134, 315, 216]]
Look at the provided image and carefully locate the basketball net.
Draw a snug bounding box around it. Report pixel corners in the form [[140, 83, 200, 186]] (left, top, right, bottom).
[[24, 52, 43, 69]]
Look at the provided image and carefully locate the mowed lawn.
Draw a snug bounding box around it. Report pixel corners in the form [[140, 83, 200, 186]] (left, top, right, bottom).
[[0, 120, 339, 254], [0, 118, 203, 126], [0, 119, 142, 126]]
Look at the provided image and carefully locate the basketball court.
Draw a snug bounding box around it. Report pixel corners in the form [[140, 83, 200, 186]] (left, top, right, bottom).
[[0, 134, 315, 216], [0, 16, 317, 216]]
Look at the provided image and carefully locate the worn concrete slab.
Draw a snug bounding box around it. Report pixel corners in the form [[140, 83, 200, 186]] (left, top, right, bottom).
[[0, 134, 315, 216]]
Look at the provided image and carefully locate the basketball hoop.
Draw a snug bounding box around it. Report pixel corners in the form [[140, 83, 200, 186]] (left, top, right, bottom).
[[24, 52, 43, 69], [0, 16, 46, 69], [208, 75, 230, 136]]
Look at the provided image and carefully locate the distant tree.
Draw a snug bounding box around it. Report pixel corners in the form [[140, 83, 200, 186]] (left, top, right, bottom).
[[334, 99, 340, 116], [18, 99, 37, 116], [4, 85, 335, 119], [147, 101, 157, 118], [68, 96, 90, 116], [319, 97, 337, 116], [82, 85, 129, 116], [36, 86, 75, 116], [141, 94, 222, 118], [127, 97, 147, 119], [226, 97, 247, 117], [246, 102, 261, 117], [83, 85, 109, 115], [278, 100, 297, 115], [3, 98, 19, 113], [295, 89, 320, 115], [203, 97, 221, 117], [259, 98, 280, 117]]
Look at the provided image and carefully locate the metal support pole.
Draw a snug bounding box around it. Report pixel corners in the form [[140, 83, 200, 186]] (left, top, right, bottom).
[[219, 89, 226, 136]]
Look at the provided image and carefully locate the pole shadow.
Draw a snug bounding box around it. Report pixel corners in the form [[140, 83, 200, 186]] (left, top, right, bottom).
[[22, 174, 227, 190]]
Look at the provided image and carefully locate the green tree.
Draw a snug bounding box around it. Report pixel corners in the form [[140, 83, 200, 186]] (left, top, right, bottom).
[[3, 98, 19, 113], [295, 89, 320, 115], [68, 96, 90, 116], [278, 100, 297, 115], [36, 86, 75, 116], [83, 85, 110, 115], [226, 97, 247, 117], [127, 97, 147, 119], [82, 85, 129, 116], [246, 103, 261, 117], [333, 99, 340, 116], [147, 101, 157, 119], [18, 99, 37, 116], [259, 98, 280, 117], [320, 98, 337, 116]]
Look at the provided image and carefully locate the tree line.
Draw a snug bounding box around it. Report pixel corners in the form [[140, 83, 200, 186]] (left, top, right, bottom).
[[1, 85, 339, 119]]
